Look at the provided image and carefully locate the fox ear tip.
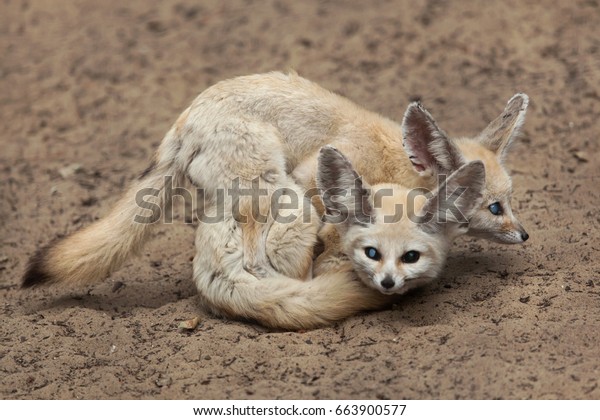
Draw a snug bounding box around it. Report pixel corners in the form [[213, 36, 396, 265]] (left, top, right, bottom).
[[319, 145, 343, 159], [402, 101, 430, 122], [405, 101, 422, 111], [508, 93, 529, 110], [511, 92, 529, 101], [470, 160, 485, 171], [464, 160, 486, 181]]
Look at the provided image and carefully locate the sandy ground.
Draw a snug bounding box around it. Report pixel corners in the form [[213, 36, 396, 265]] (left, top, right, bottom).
[[1, 0, 599, 400]]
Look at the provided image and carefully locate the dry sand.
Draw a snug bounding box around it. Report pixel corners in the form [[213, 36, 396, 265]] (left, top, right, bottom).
[[1, 0, 599, 399]]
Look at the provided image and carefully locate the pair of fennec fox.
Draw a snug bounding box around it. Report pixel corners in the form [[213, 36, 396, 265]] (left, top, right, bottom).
[[23, 72, 529, 330]]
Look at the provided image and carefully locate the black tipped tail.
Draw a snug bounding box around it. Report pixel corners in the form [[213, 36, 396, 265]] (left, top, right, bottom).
[[21, 243, 55, 288]]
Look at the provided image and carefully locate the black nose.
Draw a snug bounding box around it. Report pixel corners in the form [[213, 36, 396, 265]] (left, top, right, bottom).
[[381, 276, 395, 289], [521, 231, 529, 242]]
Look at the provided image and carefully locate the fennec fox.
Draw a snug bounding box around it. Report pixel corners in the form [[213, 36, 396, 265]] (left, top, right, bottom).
[[193, 147, 485, 330], [22, 71, 527, 291]]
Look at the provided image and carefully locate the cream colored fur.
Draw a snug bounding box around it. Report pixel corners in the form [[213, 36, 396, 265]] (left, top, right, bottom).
[[193, 148, 485, 329], [23, 71, 527, 328]]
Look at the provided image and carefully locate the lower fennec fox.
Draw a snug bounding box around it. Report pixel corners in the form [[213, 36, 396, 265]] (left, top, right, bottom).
[[192, 147, 485, 330]]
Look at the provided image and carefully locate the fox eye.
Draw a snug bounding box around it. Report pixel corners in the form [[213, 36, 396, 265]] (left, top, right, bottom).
[[401, 250, 420, 264], [488, 202, 503, 216], [364, 247, 381, 261]]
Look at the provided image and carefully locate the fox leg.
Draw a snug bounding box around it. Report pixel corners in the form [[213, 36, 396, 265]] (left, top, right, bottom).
[[239, 203, 276, 278], [264, 180, 321, 280], [185, 118, 292, 279]]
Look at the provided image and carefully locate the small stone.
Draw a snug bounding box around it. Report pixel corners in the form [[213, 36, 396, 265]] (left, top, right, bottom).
[[155, 375, 172, 388], [58, 163, 82, 179], [178, 317, 201, 330], [573, 151, 588, 163]]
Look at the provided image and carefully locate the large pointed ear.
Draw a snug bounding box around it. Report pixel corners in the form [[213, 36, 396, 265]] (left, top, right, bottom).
[[417, 160, 485, 234], [316, 146, 373, 226], [478, 93, 529, 160], [402, 102, 466, 177]]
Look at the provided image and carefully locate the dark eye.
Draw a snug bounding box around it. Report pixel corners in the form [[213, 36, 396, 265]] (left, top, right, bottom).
[[401, 250, 420, 264], [365, 247, 381, 261], [488, 202, 503, 215]]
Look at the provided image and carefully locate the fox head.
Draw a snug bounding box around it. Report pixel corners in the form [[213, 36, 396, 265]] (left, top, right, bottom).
[[317, 146, 485, 295], [401, 94, 529, 244]]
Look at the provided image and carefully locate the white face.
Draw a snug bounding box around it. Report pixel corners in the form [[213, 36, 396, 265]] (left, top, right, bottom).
[[457, 141, 529, 244], [316, 147, 485, 296], [343, 207, 450, 295], [463, 162, 528, 244]]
